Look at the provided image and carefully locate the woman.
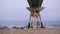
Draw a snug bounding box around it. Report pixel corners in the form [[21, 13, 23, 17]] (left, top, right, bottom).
[[29, 11, 39, 29]]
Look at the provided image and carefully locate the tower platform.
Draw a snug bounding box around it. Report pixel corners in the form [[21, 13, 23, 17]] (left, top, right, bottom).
[[26, 7, 44, 11]]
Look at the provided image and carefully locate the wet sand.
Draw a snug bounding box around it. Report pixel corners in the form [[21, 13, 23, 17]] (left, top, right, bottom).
[[0, 28, 60, 34]]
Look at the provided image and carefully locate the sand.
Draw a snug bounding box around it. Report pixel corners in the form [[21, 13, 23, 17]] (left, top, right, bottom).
[[0, 28, 60, 34]]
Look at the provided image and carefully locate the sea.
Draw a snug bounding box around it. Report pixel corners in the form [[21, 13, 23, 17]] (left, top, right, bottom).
[[0, 21, 60, 28]]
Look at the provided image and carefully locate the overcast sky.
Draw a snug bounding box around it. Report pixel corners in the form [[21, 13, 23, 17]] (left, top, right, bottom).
[[0, 0, 60, 21]]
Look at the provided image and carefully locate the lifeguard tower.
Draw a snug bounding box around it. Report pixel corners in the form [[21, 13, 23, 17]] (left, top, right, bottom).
[[26, 0, 44, 29]]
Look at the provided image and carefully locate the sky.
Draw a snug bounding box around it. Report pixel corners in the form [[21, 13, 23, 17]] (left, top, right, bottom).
[[0, 0, 60, 21]]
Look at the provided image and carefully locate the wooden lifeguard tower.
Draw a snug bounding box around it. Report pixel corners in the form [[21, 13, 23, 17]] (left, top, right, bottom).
[[26, 0, 44, 29]]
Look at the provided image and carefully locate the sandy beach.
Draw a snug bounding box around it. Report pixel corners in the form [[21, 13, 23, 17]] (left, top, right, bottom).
[[0, 28, 60, 34]]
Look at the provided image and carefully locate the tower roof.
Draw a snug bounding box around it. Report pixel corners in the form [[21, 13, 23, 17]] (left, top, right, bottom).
[[27, 0, 43, 8]]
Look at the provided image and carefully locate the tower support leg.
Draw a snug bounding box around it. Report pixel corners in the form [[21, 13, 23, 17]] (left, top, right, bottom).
[[39, 13, 44, 28]]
